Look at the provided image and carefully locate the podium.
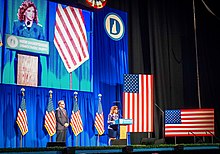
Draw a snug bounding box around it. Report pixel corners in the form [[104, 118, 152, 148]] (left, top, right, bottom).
[[114, 119, 133, 139]]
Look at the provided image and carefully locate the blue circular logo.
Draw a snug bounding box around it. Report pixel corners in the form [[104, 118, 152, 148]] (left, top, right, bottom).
[[104, 13, 125, 41]]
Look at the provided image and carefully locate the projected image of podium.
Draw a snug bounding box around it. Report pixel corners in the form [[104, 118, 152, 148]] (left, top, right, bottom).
[[114, 118, 133, 139]]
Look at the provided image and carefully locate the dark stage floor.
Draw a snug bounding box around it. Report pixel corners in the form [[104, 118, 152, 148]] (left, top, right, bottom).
[[0, 144, 220, 154]]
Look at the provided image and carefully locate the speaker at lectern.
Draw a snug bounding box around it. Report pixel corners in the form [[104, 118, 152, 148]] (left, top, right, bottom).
[[113, 118, 133, 139]]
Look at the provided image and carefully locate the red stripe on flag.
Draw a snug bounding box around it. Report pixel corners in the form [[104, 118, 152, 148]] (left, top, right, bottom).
[[63, 9, 82, 62], [94, 113, 104, 135], [143, 75, 148, 132], [54, 36, 72, 69], [123, 74, 154, 132], [69, 7, 88, 58], [165, 109, 215, 137], [55, 20, 77, 65], [16, 109, 28, 136], [70, 110, 83, 136], [54, 4, 89, 73], [56, 7, 81, 63], [142, 80, 146, 132], [45, 111, 56, 136]]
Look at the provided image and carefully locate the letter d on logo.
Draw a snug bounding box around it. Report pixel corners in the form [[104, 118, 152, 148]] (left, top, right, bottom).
[[104, 13, 125, 41]]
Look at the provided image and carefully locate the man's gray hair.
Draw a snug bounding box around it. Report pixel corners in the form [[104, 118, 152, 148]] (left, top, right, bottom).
[[58, 100, 64, 105]]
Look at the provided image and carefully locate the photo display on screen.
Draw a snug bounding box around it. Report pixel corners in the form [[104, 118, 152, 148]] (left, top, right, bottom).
[[1, 0, 93, 92]]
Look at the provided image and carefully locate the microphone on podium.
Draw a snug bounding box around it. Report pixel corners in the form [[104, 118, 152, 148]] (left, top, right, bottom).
[[118, 109, 123, 118], [26, 21, 31, 30]]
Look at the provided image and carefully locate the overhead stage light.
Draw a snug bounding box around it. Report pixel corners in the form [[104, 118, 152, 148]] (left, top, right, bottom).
[[85, 0, 107, 9]]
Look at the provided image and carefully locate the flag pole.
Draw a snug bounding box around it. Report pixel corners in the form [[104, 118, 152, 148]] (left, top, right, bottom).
[[193, 0, 201, 108], [74, 91, 78, 146], [154, 103, 164, 139], [97, 94, 102, 146], [20, 134, 22, 148], [70, 72, 72, 90], [49, 90, 53, 142], [97, 135, 100, 146], [20, 88, 25, 148]]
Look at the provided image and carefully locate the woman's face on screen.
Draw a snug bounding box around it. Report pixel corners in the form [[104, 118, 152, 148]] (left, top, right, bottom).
[[24, 6, 35, 21]]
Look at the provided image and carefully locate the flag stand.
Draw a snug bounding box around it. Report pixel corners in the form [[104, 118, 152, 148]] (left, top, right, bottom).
[[45, 90, 56, 142], [76, 136, 78, 146], [97, 134, 100, 146], [70, 72, 72, 90], [70, 91, 83, 146], [94, 94, 104, 146], [20, 135, 22, 147], [75, 92, 78, 146], [155, 103, 164, 139], [19, 88, 26, 148]]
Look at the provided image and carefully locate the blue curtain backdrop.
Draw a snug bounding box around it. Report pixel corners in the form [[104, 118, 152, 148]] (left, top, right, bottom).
[[93, 7, 128, 121], [0, 0, 128, 148]]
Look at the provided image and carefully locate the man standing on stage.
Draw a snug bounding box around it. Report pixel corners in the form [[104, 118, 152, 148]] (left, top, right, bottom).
[[55, 100, 69, 142]]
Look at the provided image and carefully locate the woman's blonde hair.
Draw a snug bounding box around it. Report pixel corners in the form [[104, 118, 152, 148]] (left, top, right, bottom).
[[110, 106, 118, 114]]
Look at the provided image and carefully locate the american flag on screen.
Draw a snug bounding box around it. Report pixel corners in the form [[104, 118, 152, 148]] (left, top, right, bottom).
[[70, 99, 83, 136], [54, 4, 89, 73], [123, 74, 154, 132], [44, 94, 56, 136], [165, 109, 214, 137], [94, 99, 104, 135], [16, 94, 28, 136]]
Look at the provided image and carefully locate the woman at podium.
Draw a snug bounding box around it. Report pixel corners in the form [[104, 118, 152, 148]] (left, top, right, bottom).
[[107, 105, 119, 145], [13, 0, 45, 40]]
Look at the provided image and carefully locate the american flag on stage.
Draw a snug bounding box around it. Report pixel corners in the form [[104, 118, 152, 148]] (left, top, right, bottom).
[[0, 32, 3, 46], [44, 95, 56, 136], [54, 4, 89, 73], [70, 99, 83, 136], [165, 109, 215, 137], [16, 95, 28, 136], [94, 99, 104, 135], [123, 74, 154, 132]]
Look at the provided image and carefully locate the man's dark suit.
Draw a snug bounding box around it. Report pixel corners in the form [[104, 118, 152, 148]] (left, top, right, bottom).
[[55, 107, 68, 142]]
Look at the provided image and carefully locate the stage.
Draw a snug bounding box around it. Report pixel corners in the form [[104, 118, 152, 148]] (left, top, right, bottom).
[[0, 143, 219, 154]]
